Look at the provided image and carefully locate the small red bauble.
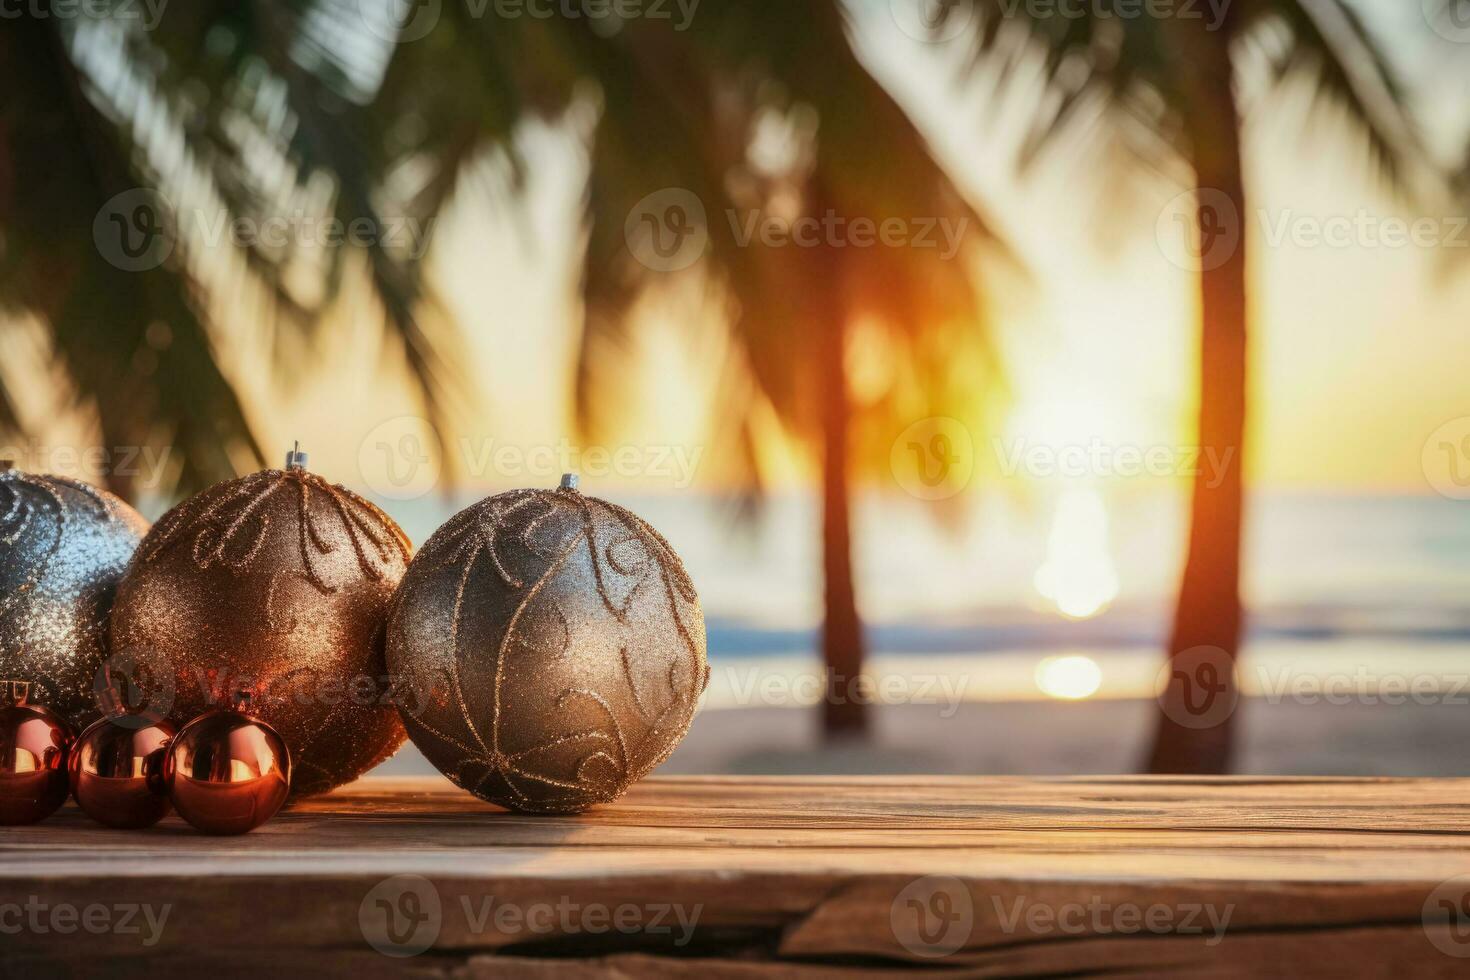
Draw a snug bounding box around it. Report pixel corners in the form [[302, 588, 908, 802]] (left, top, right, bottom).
[[69, 715, 176, 829], [0, 680, 75, 825], [164, 695, 290, 835]]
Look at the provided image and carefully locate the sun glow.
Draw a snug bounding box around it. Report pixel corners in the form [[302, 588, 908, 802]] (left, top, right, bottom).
[[1033, 489, 1120, 620], [1035, 655, 1104, 700]]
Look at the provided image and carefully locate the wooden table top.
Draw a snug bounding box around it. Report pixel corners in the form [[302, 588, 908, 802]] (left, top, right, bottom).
[[5, 775, 1470, 977]]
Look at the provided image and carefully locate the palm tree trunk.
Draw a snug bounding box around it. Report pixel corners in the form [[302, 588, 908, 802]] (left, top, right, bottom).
[[1147, 19, 1247, 774], [818, 313, 866, 739], [810, 192, 867, 740]]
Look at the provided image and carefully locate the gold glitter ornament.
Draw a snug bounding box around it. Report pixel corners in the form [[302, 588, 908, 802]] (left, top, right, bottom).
[[0, 464, 149, 726], [109, 446, 410, 796], [387, 474, 709, 814]]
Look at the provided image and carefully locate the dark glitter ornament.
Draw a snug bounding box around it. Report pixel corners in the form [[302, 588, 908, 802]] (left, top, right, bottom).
[[387, 475, 709, 814], [110, 448, 411, 796], [0, 680, 75, 825], [165, 692, 290, 835], [0, 465, 149, 726], [69, 714, 175, 829]]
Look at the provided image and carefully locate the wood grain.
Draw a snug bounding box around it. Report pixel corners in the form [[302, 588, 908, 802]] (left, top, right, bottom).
[[4, 775, 1470, 977]]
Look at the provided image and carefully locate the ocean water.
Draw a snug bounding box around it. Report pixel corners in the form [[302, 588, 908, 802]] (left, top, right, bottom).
[[372, 489, 1470, 702], [355, 488, 1470, 777], [382, 490, 1470, 648]]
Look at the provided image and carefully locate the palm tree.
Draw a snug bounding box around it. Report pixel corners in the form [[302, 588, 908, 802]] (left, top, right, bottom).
[[317, 5, 1005, 738], [0, 4, 465, 496], [558, 6, 1005, 737], [950, 1, 1421, 770], [0, 4, 1003, 737]]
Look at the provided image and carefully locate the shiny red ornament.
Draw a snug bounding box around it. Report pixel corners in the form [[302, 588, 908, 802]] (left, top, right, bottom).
[[69, 715, 175, 829], [0, 680, 75, 825], [164, 694, 290, 835]]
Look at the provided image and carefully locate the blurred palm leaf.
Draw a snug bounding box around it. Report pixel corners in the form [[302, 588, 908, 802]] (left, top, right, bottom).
[[951, 0, 1424, 195], [0, 2, 473, 497], [2, 3, 1008, 502], [567, 5, 1009, 488]]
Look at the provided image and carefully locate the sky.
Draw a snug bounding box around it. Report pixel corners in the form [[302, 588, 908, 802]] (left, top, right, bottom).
[[850, 1, 1470, 494], [244, 1, 1470, 500], [7, 2, 1468, 500]]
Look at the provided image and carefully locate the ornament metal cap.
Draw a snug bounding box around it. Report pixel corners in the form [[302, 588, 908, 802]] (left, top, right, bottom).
[[0, 680, 29, 706], [284, 442, 309, 472], [559, 473, 580, 492]]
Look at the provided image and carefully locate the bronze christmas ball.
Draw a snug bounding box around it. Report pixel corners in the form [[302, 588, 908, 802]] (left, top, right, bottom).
[[0, 680, 75, 825], [110, 454, 411, 796], [69, 715, 175, 829], [165, 699, 290, 835], [387, 477, 709, 814], [0, 466, 149, 726]]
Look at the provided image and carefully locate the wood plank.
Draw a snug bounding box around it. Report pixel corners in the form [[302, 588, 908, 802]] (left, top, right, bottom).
[[3, 776, 1469, 976]]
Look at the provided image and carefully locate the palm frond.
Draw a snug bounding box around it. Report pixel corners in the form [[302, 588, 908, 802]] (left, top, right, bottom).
[[1252, 0, 1426, 202], [562, 6, 1009, 483], [0, 14, 262, 495]]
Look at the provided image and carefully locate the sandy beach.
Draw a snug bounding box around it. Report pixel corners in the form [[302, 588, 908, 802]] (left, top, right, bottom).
[[371, 695, 1470, 782]]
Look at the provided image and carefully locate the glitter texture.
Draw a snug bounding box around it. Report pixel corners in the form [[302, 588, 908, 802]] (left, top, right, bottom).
[[387, 485, 709, 814], [0, 469, 149, 724], [109, 467, 411, 796]]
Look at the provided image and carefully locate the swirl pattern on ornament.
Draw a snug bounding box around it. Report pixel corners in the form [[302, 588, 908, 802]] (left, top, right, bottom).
[[138, 469, 408, 591], [0, 471, 148, 723], [390, 487, 709, 814], [0, 477, 66, 617]]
